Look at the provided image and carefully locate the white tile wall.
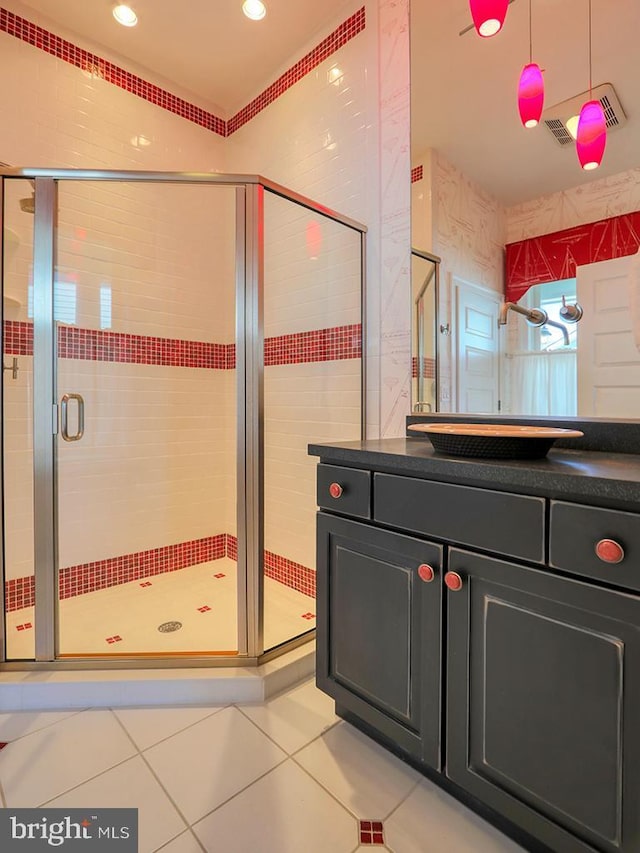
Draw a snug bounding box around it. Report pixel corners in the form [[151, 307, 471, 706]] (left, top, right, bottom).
[[0, 0, 413, 630]]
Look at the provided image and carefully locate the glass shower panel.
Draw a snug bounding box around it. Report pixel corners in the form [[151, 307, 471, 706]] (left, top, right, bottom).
[[262, 190, 362, 651], [3, 179, 36, 660], [54, 181, 238, 657]]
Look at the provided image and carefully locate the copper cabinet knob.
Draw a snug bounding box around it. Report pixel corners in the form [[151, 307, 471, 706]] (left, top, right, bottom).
[[418, 564, 435, 583], [595, 539, 625, 564], [329, 482, 343, 499], [444, 572, 463, 592]]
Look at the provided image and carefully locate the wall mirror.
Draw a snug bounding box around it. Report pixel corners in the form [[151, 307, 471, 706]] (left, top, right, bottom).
[[409, 0, 640, 418]]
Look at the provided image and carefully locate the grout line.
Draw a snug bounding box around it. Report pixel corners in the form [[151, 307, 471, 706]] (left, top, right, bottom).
[[382, 777, 421, 822], [152, 828, 206, 853], [37, 752, 142, 808], [0, 775, 7, 808], [0, 708, 88, 745], [126, 706, 228, 752]]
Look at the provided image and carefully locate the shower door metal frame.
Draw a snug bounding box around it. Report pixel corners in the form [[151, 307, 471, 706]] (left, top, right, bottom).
[[0, 168, 367, 669]]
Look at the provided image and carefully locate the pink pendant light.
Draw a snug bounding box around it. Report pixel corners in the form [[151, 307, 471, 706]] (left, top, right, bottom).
[[576, 0, 606, 170], [518, 63, 544, 127], [576, 100, 607, 170], [517, 1, 544, 128], [469, 0, 509, 37]]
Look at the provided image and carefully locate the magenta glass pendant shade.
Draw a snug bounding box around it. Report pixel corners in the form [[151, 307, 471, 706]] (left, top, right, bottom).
[[469, 0, 509, 37], [576, 100, 607, 170], [518, 63, 544, 128]]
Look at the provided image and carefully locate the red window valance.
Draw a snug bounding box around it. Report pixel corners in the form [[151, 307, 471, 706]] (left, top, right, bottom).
[[505, 210, 640, 302]]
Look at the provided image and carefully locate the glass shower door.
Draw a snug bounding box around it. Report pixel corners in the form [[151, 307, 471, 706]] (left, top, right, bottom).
[[3, 178, 36, 660], [53, 180, 239, 658]]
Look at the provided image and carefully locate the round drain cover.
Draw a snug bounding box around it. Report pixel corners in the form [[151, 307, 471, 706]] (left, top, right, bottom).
[[158, 621, 182, 633]]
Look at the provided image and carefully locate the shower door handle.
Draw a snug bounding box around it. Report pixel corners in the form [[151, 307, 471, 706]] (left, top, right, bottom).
[[60, 393, 85, 442]]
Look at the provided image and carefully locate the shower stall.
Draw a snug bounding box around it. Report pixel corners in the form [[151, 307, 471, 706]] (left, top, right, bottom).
[[0, 169, 365, 667]]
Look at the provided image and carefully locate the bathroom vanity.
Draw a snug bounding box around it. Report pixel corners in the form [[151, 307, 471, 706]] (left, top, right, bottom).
[[309, 424, 640, 853]]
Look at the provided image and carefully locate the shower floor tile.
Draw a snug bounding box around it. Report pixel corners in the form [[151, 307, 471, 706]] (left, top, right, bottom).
[[5, 559, 315, 658]]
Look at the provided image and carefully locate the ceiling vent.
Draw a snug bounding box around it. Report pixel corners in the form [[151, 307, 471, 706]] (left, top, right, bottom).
[[542, 83, 626, 147]]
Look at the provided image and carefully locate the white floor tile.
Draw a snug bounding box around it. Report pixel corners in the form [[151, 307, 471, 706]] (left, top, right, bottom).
[[295, 721, 419, 820], [155, 831, 205, 853], [0, 710, 81, 742], [45, 756, 187, 853], [384, 778, 525, 853], [239, 677, 337, 754], [193, 760, 357, 853], [143, 706, 287, 824], [114, 706, 224, 751], [1, 710, 137, 807], [7, 559, 315, 658]]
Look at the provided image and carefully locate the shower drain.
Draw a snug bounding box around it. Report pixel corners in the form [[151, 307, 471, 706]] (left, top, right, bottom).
[[158, 621, 183, 633]]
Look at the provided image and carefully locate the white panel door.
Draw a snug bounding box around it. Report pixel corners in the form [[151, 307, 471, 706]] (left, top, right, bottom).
[[454, 280, 501, 413], [577, 253, 640, 417]]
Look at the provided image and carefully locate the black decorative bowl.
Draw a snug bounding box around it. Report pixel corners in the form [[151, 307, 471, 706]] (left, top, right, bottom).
[[407, 424, 584, 460]]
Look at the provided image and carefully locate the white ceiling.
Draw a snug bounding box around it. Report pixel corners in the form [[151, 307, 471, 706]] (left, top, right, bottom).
[[12, 0, 640, 206]]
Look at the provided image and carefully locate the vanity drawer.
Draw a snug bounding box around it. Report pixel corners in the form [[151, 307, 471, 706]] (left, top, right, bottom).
[[374, 473, 545, 563], [317, 464, 371, 519], [550, 501, 640, 592]]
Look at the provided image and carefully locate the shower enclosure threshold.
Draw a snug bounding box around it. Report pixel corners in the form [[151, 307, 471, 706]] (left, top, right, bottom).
[[0, 643, 315, 712]]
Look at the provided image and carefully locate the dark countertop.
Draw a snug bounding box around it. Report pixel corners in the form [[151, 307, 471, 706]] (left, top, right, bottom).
[[308, 438, 640, 511]]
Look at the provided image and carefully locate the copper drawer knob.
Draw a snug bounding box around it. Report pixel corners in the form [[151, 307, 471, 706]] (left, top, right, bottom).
[[418, 564, 435, 583], [329, 482, 343, 499], [444, 572, 463, 592], [595, 539, 625, 564]]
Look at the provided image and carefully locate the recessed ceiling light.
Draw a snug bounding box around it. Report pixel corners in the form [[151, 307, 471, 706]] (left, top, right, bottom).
[[113, 5, 138, 27], [242, 0, 266, 21], [565, 114, 580, 141]]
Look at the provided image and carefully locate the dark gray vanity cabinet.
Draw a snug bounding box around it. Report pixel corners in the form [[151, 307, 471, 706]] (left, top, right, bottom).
[[312, 448, 640, 853], [446, 547, 640, 853], [316, 512, 443, 769]]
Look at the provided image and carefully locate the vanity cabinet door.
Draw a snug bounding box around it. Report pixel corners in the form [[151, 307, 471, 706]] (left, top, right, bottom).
[[446, 548, 640, 853], [316, 513, 443, 770]]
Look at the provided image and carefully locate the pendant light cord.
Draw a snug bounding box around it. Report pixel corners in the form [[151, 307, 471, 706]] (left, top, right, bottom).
[[589, 0, 593, 100], [529, 0, 532, 64]]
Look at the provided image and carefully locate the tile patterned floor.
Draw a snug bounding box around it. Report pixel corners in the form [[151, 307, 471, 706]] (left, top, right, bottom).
[[0, 677, 526, 852], [5, 558, 315, 658]]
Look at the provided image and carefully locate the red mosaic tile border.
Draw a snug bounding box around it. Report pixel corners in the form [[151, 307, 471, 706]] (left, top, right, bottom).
[[0, 7, 226, 136], [228, 7, 366, 134], [4, 534, 227, 611], [5, 321, 361, 367], [265, 324, 361, 366], [3, 320, 32, 355], [411, 355, 436, 379], [0, 6, 365, 139], [223, 535, 315, 599], [411, 165, 424, 183], [5, 533, 316, 611]]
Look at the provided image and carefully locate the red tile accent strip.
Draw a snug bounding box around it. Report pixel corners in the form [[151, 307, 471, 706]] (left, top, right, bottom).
[[0, 7, 226, 136], [0, 7, 365, 139], [411, 355, 436, 379], [359, 821, 385, 846], [5, 321, 360, 368], [227, 7, 366, 134], [411, 165, 424, 183], [264, 324, 361, 366], [3, 320, 33, 355], [5, 533, 316, 611], [225, 535, 315, 599]]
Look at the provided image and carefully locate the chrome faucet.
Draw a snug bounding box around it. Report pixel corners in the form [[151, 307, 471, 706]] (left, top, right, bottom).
[[498, 301, 569, 346]]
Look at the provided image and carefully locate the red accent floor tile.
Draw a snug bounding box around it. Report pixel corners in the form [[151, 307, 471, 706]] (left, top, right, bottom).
[[301, 612, 316, 620], [0, 742, 8, 750], [139, 582, 153, 588], [197, 605, 211, 613], [359, 820, 385, 845], [213, 573, 226, 579]]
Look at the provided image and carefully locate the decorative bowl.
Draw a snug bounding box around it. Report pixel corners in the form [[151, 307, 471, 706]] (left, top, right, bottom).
[[407, 423, 584, 460]]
